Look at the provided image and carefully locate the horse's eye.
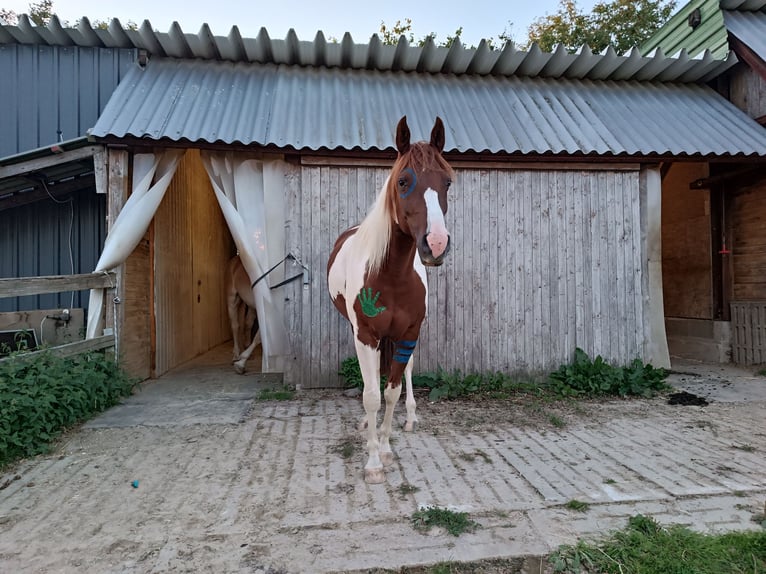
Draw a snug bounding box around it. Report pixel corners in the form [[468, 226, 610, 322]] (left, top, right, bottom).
[[445, 179, 452, 189], [397, 178, 407, 188]]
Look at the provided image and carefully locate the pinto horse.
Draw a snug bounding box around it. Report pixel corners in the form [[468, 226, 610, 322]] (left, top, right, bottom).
[[327, 116, 454, 484], [225, 255, 261, 374]]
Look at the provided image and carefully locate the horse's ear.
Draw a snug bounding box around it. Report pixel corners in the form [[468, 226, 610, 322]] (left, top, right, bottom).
[[396, 116, 411, 155], [430, 116, 445, 153]]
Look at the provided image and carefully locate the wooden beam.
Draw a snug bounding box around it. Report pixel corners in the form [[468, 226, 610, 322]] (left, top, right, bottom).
[[0, 174, 95, 212], [0, 145, 99, 180], [0, 335, 115, 363], [689, 165, 763, 189], [0, 272, 117, 299]]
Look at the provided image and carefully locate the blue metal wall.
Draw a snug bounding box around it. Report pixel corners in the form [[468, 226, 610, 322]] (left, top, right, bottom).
[[0, 188, 106, 312], [0, 44, 136, 158]]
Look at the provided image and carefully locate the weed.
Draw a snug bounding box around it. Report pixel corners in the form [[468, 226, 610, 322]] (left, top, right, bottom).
[[565, 499, 590, 512], [757, 368, 766, 377], [335, 441, 355, 459], [397, 483, 420, 495], [0, 349, 135, 468], [548, 414, 566, 428], [549, 348, 670, 398], [257, 387, 294, 401], [603, 478, 617, 485], [732, 444, 756, 452], [550, 514, 766, 573], [411, 506, 479, 536]]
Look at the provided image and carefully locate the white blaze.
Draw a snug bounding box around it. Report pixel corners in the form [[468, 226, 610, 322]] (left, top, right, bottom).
[[424, 188, 448, 258]]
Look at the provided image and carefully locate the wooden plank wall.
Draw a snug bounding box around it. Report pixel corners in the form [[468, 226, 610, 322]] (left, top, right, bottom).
[[730, 66, 766, 120], [661, 163, 712, 319], [153, 150, 233, 376], [731, 178, 766, 301], [730, 301, 766, 365], [285, 164, 647, 388]]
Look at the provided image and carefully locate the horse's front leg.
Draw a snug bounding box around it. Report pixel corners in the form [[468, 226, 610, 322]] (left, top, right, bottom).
[[227, 293, 242, 359], [355, 339, 385, 484], [403, 356, 418, 432], [379, 379, 402, 467]]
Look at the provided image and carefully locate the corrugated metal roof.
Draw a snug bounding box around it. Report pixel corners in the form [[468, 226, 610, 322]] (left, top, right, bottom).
[[723, 9, 766, 61], [642, 0, 730, 59], [0, 14, 736, 83], [90, 58, 766, 158], [643, 0, 766, 63]]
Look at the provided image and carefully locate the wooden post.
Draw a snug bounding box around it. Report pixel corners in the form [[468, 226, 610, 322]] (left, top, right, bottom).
[[106, 148, 130, 360]]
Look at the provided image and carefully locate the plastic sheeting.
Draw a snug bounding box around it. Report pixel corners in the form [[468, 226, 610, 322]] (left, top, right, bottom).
[[201, 151, 290, 372], [85, 150, 183, 340]]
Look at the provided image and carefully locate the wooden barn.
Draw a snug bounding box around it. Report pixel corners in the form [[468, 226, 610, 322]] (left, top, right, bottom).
[[2, 15, 766, 386], [643, 0, 766, 365]]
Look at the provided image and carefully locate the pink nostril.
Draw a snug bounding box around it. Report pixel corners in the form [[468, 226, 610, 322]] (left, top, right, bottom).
[[427, 231, 448, 259]]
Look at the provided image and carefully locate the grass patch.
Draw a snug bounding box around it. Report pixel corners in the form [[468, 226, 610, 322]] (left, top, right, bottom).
[[550, 514, 766, 573], [564, 499, 591, 512], [257, 387, 294, 401], [411, 506, 480, 536], [0, 349, 136, 469], [732, 444, 756, 452], [603, 478, 617, 485]]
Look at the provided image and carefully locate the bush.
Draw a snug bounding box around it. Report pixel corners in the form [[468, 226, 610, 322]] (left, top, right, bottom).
[[0, 350, 136, 467], [549, 347, 669, 398]]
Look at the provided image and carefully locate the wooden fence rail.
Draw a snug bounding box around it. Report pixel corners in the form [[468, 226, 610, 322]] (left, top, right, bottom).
[[0, 272, 118, 361], [0, 272, 116, 299]]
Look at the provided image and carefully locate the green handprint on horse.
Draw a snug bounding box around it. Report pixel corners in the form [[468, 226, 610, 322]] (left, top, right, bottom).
[[358, 287, 386, 317]]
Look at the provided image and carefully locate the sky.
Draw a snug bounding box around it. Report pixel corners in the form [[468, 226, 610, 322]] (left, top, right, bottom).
[[2, 0, 600, 47]]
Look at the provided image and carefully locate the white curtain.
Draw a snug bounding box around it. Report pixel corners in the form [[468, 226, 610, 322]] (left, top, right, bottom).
[[85, 150, 183, 340], [201, 151, 290, 372]]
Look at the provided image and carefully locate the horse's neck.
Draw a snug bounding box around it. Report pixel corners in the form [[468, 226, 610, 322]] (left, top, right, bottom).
[[378, 224, 417, 275]]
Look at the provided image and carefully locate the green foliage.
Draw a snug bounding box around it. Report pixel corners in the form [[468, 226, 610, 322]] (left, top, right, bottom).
[[411, 506, 480, 536], [526, 0, 677, 53], [339, 356, 366, 389], [565, 499, 591, 512], [0, 349, 135, 468], [550, 514, 766, 573], [257, 387, 294, 401], [548, 348, 669, 398]]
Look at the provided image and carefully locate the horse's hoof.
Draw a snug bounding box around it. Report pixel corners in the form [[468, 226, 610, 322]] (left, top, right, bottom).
[[234, 361, 246, 375], [380, 451, 395, 467], [403, 420, 418, 432], [364, 467, 386, 484]]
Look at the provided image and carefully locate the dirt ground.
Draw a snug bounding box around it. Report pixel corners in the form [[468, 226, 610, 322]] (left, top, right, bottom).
[[1, 349, 765, 573]]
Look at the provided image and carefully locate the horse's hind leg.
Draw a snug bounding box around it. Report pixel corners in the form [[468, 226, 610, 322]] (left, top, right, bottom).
[[403, 357, 418, 432], [355, 339, 385, 484], [379, 380, 402, 466], [227, 292, 242, 360], [233, 321, 261, 374]]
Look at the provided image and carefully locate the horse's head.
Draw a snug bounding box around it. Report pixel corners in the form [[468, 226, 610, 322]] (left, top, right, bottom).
[[390, 116, 454, 267]]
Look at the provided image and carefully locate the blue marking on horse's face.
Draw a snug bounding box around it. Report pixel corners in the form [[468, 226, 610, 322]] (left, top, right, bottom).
[[399, 167, 417, 199]]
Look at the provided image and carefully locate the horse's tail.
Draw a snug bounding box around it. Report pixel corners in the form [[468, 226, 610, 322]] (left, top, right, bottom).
[[379, 337, 395, 382]]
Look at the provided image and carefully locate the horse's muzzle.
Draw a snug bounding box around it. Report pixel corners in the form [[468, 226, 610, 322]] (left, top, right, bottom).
[[418, 235, 451, 267]]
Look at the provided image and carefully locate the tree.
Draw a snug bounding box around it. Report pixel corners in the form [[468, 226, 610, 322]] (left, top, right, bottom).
[[378, 19, 513, 50], [1, 0, 137, 30], [526, 0, 677, 54], [1, 0, 53, 25]]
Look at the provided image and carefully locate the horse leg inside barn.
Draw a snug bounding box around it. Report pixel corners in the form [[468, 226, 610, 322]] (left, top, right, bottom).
[[403, 357, 418, 432], [233, 316, 261, 374], [227, 292, 242, 359], [379, 381, 402, 467], [355, 339, 385, 484]]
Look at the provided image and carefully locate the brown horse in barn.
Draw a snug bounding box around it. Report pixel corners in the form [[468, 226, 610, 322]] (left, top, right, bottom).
[[225, 255, 260, 374], [327, 116, 454, 483]]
